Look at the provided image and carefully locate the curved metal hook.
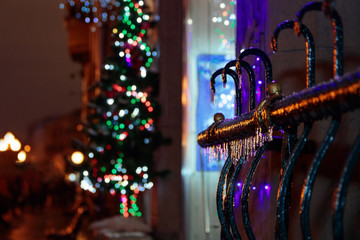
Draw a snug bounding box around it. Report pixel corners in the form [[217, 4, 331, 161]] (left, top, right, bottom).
[[222, 60, 256, 111], [294, 3, 344, 240], [211, 68, 242, 116], [299, 115, 341, 240], [240, 143, 268, 240], [271, 20, 315, 88], [295, 1, 343, 77], [333, 129, 360, 240], [237, 48, 273, 85], [216, 157, 236, 240], [276, 123, 313, 240]]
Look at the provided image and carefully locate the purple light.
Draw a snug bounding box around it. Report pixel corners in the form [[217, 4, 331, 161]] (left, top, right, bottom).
[[256, 57, 260, 61], [237, 182, 242, 187], [258, 80, 263, 85], [252, 65, 256, 69], [252, 186, 256, 190], [264, 185, 270, 190]]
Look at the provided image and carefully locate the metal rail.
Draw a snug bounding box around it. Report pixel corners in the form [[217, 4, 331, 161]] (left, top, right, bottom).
[[196, 1, 360, 239]]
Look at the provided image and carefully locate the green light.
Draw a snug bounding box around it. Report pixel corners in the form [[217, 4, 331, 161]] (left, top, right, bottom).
[[133, 36, 137, 40], [136, 212, 142, 217], [120, 209, 124, 214], [117, 158, 123, 163], [120, 123, 125, 129], [127, 21, 131, 25], [145, 62, 150, 67], [141, 29, 146, 34], [114, 125, 119, 130], [119, 141, 124, 146], [127, 86, 132, 91], [215, 28, 220, 33], [136, 98, 140, 102], [129, 2, 134, 7], [145, 47, 150, 51], [130, 25, 135, 30], [101, 167, 106, 172], [127, 33, 132, 38], [129, 209, 134, 213], [106, 120, 112, 126], [112, 169, 117, 174], [115, 164, 119, 168], [148, 58, 153, 63], [120, 203, 124, 208], [131, 99, 136, 104], [122, 30, 127, 34], [141, 120, 146, 125]]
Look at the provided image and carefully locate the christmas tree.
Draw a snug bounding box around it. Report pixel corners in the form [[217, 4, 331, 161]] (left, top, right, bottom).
[[80, 0, 162, 218]]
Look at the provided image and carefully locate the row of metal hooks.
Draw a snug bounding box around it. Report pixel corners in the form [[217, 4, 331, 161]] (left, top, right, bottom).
[[197, 1, 360, 240]]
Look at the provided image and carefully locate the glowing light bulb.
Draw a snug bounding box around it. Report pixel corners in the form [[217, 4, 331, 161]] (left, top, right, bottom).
[[0, 139, 8, 151], [10, 139, 21, 151], [24, 145, 31, 152], [71, 151, 84, 165], [4, 132, 15, 144], [17, 150, 26, 162]]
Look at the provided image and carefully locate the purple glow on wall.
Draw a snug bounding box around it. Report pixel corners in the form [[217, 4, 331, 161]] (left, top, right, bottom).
[[236, 0, 268, 55], [236, 0, 268, 105]]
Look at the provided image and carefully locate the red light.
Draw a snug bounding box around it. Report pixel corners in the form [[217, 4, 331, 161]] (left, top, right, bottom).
[[148, 119, 153, 124], [106, 144, 112, 150], [113, 84, 123, 92], [125, 49, 130, 54], [148, 107, 153, 112], [139, 126, 144, 131], [145, 123, 150, 129], [145, 101, 151, 107]]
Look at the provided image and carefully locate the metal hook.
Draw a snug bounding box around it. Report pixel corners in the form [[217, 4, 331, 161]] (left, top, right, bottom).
[[237, 48, 273, 86], [222, 60, 256, 111], [271, 20, 315, 88], [211, 68, 242, 116], [293, 3, 343, 240], [271, 20, 316, 240], [295, 1, 343, 77]]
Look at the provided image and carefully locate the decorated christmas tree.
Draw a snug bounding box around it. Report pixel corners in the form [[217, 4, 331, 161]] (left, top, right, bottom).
[[80, 0, 162, 218]]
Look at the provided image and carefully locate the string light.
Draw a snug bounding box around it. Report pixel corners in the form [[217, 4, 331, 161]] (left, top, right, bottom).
[[59, 0, 120, 25]]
